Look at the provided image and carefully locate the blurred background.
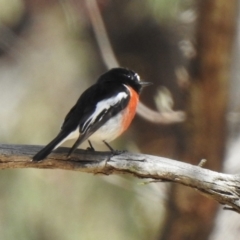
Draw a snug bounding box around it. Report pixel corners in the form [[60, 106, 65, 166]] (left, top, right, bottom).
[[0, 0, 239, 239]]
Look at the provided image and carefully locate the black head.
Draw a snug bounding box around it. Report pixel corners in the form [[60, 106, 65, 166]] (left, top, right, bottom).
[[97, 68, 151, 93]]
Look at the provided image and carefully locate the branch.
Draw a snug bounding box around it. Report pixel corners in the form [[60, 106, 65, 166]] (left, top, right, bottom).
[[1, 144, 240, 213]]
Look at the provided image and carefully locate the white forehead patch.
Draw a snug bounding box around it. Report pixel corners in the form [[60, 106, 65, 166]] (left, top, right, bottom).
[[134, 73, 140, 82]]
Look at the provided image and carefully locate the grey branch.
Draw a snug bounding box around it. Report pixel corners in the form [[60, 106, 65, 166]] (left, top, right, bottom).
[[1, 144, 240, 213]]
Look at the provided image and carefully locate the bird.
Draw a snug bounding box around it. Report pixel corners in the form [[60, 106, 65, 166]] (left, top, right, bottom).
[[32, 68, 151, 161]]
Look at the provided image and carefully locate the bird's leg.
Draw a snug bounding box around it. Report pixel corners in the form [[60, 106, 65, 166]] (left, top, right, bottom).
[[103, 140, 114, 152], [87, 140, 95, 151], [103, 140, 124, 155]]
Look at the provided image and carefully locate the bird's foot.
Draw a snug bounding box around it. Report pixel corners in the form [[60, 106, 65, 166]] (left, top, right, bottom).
[[103, 140, 126, 155], [112, 149, 127, 155]]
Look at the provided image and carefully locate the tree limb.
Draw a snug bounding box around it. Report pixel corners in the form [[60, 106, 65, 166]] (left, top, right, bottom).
[[1, 144, 240, 213]]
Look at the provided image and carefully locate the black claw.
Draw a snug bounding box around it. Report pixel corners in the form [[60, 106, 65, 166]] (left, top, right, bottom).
[[112, 150, 126, 155]]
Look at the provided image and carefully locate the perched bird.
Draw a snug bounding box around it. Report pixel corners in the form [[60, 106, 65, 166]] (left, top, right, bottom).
[[33, 68, 151, 161]]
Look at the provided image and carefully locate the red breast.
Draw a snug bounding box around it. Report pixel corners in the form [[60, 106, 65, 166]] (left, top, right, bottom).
[[120, 86, 139, 134]]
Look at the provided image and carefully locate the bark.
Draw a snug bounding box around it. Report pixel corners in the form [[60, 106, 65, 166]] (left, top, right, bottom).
[[1, 144, 240, 213]]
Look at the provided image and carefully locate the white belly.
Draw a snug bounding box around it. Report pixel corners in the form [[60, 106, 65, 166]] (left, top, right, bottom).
[[59, 109, 126, 148], [89, 110, 125, 143]]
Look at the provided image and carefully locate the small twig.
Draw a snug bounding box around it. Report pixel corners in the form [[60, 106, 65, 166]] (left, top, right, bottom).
[[85, 0, 118, 68], [198, 159, 207, 167], [136, 102, 185, 124]]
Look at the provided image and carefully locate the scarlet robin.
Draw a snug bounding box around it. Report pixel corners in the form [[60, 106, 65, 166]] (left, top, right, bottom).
[[33, 68, 151, 161]]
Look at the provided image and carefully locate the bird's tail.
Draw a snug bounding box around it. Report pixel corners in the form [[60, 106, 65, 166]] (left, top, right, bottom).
[[32, 131, 70, 161]]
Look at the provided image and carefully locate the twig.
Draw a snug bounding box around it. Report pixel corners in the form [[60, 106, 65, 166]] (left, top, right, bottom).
[[136, 102, 185, 124], [198, 159, 207, 167], [1, 144, 240, 213], [85, 0, 118, 69]]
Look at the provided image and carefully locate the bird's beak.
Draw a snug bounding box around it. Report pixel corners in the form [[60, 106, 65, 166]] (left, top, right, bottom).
[[139, 81, 153, 87]]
